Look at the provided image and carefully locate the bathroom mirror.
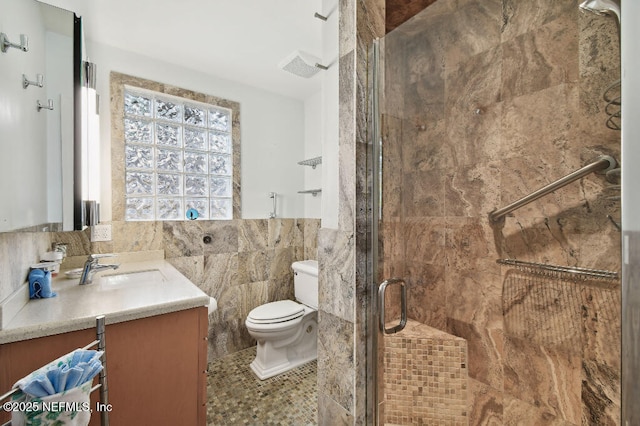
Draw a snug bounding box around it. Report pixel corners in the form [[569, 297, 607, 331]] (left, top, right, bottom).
[[0, 0, 83, 232]]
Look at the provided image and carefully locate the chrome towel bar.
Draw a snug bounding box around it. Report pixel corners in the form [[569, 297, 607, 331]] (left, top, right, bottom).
[[489, 155, 617, 223], [0, 315, 109, 426]]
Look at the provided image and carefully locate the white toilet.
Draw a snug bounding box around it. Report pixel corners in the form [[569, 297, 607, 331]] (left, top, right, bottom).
[[245, 260, 318, 380]]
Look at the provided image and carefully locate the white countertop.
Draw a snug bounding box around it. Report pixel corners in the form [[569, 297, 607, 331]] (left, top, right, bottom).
[[0, 258, 210, 344]]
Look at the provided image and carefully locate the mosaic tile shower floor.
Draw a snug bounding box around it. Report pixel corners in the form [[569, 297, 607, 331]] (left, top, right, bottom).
[[207, 346, 317, 425]]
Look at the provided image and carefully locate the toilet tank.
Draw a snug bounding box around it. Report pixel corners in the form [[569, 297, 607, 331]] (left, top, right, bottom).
[[292, 260, 318, 309]]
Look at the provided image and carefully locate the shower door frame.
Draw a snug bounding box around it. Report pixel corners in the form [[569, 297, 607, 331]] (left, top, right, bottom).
[[621, 3, 640, 424], [367, 36, 409, 426], [367, 37, 383, 426]]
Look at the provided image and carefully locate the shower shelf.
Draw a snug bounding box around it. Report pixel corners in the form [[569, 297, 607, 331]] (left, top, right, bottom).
[[298, 189, 322, 196], [298, 157, 322, 196], [497, 259, 620, 283], [297, 156, 322, 169]]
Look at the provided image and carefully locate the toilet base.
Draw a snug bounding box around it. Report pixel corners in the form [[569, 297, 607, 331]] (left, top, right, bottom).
[[249, 352, 316, 380], [247, 311, 317, 380]]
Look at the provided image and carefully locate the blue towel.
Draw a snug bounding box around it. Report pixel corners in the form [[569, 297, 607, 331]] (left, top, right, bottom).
[[22, 374, 56, 397], [28, 269, 56, 299], [17, 349, 104, 397]]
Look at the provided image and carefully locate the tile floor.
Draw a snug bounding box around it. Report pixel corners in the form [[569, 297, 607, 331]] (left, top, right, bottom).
[[207, 346, 317, 425]]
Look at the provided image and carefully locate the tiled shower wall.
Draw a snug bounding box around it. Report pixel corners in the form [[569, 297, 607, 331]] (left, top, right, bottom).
[[380, 0, 621, 424]]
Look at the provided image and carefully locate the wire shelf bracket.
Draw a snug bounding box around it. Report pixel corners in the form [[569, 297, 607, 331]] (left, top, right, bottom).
[[298, 189, 322, 196], [297, 156, 322, 169]]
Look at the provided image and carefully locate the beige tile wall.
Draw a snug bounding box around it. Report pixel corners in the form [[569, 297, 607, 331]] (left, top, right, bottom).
[[378, 0, 621, 424]]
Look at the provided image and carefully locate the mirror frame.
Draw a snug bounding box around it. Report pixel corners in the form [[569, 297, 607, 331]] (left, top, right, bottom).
[[0, 3, 84, 233]]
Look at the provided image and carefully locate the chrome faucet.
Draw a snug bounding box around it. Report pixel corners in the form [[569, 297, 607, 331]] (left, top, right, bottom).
[[79, 254, 120, 285]]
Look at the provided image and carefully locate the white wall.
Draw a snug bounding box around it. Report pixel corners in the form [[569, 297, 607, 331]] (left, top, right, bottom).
[[36, 0, 340, 224], [0, 0, 49, 231], [87, 41, 308, 220], [303, 91, 323, 218], [320, 0, 339, 229], [300, 0, 340, 224]]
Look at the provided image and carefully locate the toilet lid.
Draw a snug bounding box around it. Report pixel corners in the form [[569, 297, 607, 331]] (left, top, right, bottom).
[[248, 300, 305, 324]]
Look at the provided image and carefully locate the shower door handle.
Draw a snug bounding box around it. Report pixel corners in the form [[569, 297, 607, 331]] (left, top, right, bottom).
[[378, 278, 407, 334]]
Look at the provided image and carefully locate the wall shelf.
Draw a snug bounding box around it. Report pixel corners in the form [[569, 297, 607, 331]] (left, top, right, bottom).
[[298, 156, 322, 196], [297, 156, 322, 169], [298, 189, 322, 196]]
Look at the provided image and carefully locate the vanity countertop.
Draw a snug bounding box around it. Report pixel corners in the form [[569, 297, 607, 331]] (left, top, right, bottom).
[[0, 257, 210, 345]]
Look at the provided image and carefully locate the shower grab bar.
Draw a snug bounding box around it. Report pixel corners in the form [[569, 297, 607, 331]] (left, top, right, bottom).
[[489, 155, 616, 223], [497, 258, 620, 282]]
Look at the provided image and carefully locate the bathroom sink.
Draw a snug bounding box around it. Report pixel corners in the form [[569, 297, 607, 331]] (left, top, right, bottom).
[[0, 258, 210, 341], [99, 269, 165, 288]]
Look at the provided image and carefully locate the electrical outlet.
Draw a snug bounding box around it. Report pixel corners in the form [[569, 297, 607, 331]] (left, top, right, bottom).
[[91, 224, 112, 242]]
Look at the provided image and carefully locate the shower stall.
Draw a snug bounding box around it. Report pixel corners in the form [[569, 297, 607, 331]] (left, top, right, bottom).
[[368, 0, 622, 424]]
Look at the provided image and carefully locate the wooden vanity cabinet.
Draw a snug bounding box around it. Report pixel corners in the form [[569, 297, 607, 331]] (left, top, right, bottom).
[[0, 307, 208, 425]]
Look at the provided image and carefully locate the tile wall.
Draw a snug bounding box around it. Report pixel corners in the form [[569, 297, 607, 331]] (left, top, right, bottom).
[[0, 232, 52, 304], [378, 0, 621, 424], [315, 0, 385, 424]]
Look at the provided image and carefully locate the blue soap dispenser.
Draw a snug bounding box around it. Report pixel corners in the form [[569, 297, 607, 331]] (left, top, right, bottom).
[[28, 264, 57, 299]]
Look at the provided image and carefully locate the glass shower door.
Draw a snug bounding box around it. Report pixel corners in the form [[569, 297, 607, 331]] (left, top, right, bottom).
[[369, 9, 472, 425], [370, 0, 623, 424], [370, 33, 411, 425]]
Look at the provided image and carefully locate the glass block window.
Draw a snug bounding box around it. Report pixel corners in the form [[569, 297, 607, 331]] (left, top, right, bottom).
[[123, 88, 233, 221]]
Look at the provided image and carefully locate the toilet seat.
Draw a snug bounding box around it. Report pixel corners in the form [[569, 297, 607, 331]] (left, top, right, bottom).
[[247, 300, 304, 324]]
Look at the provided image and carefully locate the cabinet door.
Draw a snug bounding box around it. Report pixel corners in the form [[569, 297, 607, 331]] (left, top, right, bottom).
[[0, 307, 208, 426], [0, 328, 98, 425], [106, 307, 208, 425]]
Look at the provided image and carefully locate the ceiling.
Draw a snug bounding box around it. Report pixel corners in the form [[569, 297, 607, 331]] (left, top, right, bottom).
[[44, 0, 325, 100], [386, 0, 435, 33]]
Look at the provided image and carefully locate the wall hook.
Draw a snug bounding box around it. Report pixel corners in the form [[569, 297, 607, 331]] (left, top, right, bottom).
[[37, 99, 54, 111], [0, 33, 28, 53], [23, 73, 44, 89], [314, 12, 328, 21], [268, 192, 277, 218]]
